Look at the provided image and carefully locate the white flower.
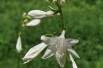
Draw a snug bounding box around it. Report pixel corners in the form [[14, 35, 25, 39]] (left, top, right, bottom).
[[60, 0, 66, 6], [16, 36, 22, 53], [22, 42, 48, 64], [22, 30, 79, 68], [25, 19, 41, 26], [41, 30, 80, 68], [28, 10, 54, 18]]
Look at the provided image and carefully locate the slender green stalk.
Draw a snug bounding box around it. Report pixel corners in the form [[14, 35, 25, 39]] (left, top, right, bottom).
[[56, 2, 65, 30], [17, 53, 20, 68], [59, 6, 65, 30]]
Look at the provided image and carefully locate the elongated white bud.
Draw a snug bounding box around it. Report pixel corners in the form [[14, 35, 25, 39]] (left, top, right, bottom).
[[28, 10, 54, 18], [16, 36, 22, 53], [25, 19, 41, 26], [28, 10, 46, 18]]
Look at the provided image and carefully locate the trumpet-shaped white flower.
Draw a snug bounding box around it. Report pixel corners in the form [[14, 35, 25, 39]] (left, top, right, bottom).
[[41, 30, 80, 68], [22, 42, 47, 64], [28, 10, 54, 18], [16, 36, 22, 53], [23, 30, 79, 68], [25, 19, 41, 26]]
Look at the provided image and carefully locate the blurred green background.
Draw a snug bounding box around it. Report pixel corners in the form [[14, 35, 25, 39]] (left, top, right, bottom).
[[0, 0, 103, 68]]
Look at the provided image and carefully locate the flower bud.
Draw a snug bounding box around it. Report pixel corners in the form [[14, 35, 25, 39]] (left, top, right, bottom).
[[28, 10, 46, 18], [25, 19, 41, 26], [16, 36, 22, 53]]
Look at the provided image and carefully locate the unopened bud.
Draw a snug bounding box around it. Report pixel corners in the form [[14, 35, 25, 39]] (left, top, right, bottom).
[[28, 10, 46, 18]]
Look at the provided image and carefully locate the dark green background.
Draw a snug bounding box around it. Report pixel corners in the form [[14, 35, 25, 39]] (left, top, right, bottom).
[[0, 0, 103, 68]]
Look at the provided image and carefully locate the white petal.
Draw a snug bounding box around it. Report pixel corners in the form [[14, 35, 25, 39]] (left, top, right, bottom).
[[22, 42, 47, 64], [41, 35, 49, 42], [67, 39, 79, 46], [28, 10, 46, 18], [59, 30, 65, 38], [56, 51, 66, 68], [26, 19, 41, 26], [70, 54, 78, 68], [45, 11, 54, 16], [42, 49, 54, 59], [16, 36, 22, 53], [67, 49, 80, 58]]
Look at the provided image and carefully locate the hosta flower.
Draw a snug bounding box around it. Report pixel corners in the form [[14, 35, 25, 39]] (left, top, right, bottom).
[[28, 10, 54, 18], [22, 42, 47, 64], [22, 30, 79, 68], [25, 19, 41, 26], [41, 30, 80, 68], [16, 36, 22, 53]]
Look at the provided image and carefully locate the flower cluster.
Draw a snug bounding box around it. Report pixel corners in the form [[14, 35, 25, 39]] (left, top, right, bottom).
[[16, 0, 80, 68]]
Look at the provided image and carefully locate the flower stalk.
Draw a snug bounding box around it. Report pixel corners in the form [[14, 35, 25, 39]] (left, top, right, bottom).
[[55, 1, 65, 30], [17, 53, 20, 68]]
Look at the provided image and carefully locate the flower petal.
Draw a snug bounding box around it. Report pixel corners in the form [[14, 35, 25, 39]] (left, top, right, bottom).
[[66, 39, 79, 46], [56, 51, 66, 68], [59, 30, 65, 38], [41, 35, 50, 43], [42, 49, 54, 59], [67, 49, 80, 58], [26, 19, 41, 26], [45, 11, 54, 16], [28, 10, 46, 18], [70, 54, 78, 68], [22, 42, 47, 64], [16, 36, 22, 53]]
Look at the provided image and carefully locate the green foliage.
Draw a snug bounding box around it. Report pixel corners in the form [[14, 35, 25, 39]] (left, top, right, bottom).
[[0, 0, 103, 68]]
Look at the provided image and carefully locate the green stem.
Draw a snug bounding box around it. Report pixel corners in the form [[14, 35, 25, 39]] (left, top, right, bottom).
[[59, 7, 65, 30], [17, 53, 20, 68], [56, 2, 65, 30]]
